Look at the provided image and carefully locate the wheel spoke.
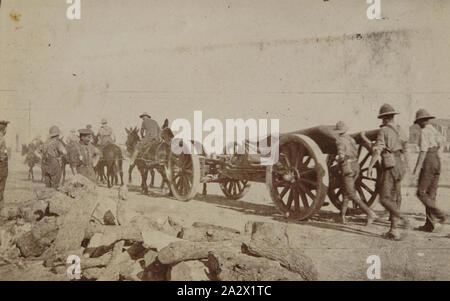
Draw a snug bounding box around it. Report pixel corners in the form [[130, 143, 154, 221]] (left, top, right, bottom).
[[299, 190, 309, 208], [361, 176, 377, 182], [286, 189, 294, 208], [279, 186, 290, 199], [303, 156, 312, 167], [359, 153, 370, 168], [298, 178, 317, 187], [293, 186, 300, 212], [360, 181, 374, 195], [298, 182, 316, 201]]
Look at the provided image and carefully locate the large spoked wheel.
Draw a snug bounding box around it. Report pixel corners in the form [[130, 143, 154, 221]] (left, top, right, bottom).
[[219, 179, 251, 200], [219, 142, 251, 200], [266, 134, 329, 221], [167, 151, 201, 202], [327, 144, 381, 215]]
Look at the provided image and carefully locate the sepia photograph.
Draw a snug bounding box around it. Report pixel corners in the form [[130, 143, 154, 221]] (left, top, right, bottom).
[[0, 0, 449, 286]]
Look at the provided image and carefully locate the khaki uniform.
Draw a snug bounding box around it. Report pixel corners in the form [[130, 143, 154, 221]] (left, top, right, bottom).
[[0, 136, 8, 207], [42, 137, 66, 188], [417, 124, 446, 230], [134, 118, 161, 159], [97, 125, 115, 147], [373, 123, 408, 230], [337, 134, 375, 220], [73, 141, 101, 182]]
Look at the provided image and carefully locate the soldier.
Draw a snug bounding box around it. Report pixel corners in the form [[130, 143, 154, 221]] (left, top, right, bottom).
[[130, 112, 161, 163], [73, 129, 101, 182], [412, 109, 447, 232], [66, 129, 79, 145], [335, 121, 378, 225], [0, 121, 10, 209], [41, 126, 67, 189], [368, 104, 410, 240], [97, 119, 115, 148]]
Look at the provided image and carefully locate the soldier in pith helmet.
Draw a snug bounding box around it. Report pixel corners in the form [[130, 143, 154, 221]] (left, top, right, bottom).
[[41, 126, 67, 189], [334, 121, 378, 225], [368, 104, 410, 240], [412, 109, 447, 232]]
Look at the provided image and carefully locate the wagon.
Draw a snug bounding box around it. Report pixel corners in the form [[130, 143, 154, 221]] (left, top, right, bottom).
[[164, 126, 382, 221]]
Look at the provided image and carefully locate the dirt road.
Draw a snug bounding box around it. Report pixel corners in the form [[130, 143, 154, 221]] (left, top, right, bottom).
[[2, 152, 450, 281]]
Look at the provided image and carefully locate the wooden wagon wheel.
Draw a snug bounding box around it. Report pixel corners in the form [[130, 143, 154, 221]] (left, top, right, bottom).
[[219, 179, 251, 200], [219, 142, 251, 200], [166, 140, 201, 202], [266, 134, 328, 221], [326, 144, 381, 215]]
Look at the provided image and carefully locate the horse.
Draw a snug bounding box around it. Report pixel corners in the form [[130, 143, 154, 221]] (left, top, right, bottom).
[[125, 119, 173, 194], [21, 143, 43, 181], [98, 143, 124, 188]]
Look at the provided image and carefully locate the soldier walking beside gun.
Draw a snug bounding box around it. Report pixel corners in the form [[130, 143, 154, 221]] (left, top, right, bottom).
[[0, 121, 10, 209], [368, 104, 410, 240], [42, 126, 67, 189], [335, 121, 378, 225], [412, 109, 447, 232]]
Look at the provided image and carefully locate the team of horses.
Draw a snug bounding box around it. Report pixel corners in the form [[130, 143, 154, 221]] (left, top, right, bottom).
[[21, 119, 177, 195]]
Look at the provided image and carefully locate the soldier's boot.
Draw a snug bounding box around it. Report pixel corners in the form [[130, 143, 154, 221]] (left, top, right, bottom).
[[339, 200, 348, 224], [365, 212, 378, 226]]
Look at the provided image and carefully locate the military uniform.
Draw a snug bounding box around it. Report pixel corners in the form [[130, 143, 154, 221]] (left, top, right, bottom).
[[42, 135, 66, 188], [131, 113, 161, 162], [0, 121, 10, 208], [97, 125, 115, 147], [370, 104, 409, 239], [414, 110, 446, 231], [335, 122, 376, 224], [73, 129, 101, 182]]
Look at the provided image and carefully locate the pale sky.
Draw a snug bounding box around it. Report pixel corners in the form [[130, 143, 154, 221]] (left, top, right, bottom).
[[1, 0, 449, 147]]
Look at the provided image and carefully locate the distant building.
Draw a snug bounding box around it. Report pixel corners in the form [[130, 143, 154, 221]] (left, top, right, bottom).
[[409, 119, 450, 152]]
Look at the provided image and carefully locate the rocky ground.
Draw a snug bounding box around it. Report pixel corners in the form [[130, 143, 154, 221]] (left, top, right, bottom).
[[0, 152, 449, 281]]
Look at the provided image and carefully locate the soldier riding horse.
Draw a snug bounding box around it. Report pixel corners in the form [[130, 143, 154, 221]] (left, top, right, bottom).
[[126, 118, 173, 194]]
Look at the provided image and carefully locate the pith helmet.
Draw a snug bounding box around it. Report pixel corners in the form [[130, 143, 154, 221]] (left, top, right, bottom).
[[0, 120, 9, 129], [378, 104, 399, 119], [49, 126, 61, 138], [101, 119, 107, 125], [139, 112, 151, 119], [414, 109, 435, 124], [335, 121, 349, 134]]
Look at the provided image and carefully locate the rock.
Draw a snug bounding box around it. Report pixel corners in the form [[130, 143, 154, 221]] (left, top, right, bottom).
[[91, 197, 118, 225], [47, 193, 73, 216], [243, 221, 318, 281], [158, 239, 244, 265], [143, 249, 158, 267], [31, 200, 49, 221], [126, 241, 148, 260], [103, 210, 116, 226], [16, 231, 48, 257], [179, 222, 241, 242], [132, 215, 184, 238], [141, 228, 184, 251], [207, 250, 303, 281], [142, 259, 169, 281], [0, 205, 21, 220], [31, 216, 59, 246], [169, 261, 209, 281]]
